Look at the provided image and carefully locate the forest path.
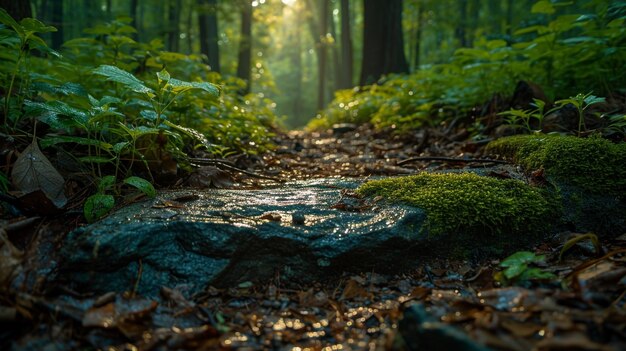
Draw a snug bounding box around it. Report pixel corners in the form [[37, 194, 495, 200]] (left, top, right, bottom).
[[260, 123, 490, 181]]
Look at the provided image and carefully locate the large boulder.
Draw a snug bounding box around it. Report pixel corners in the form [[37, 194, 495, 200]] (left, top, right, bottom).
[[57, 179, 429, 297]]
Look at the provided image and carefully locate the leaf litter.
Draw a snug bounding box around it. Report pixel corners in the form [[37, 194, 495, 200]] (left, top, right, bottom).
[[1, 124, 626, 350]]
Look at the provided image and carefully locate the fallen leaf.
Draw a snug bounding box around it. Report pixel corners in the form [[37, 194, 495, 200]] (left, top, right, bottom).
[[187, 166, 234, 188], [11, 140, 67, 208], [0, 229, 23, 288]]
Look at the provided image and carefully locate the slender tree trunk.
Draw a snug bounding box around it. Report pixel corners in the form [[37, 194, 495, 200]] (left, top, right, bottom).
[[50, 0, 63, 49], [468, 0, 480, 46], [198, 0, 221, 72], [186, 4, 193, 54], [130, 0, 139, 40], [339, 0, 352, 88], [0, 0, 33, 20], [167, 0, 181, 52], [360, 0, 408, 85], [236, 0, 252, 95], [455, 0, 468, 48], [106, 0, 111, 18], [506, 0, 514, 38], [329, 3, 340, 93], [488, 0, 501, 34], [316, 0, 329, 110], [410, 3, 422, 71], [293, 5, 303, 121]]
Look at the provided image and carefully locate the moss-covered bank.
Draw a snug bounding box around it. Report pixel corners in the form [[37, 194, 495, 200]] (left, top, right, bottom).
[[485, 134, 626, 194], [357, 173, 559, 237]]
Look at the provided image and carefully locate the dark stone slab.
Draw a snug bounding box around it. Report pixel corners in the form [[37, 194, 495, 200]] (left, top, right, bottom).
[[57, 179, 428, 296]]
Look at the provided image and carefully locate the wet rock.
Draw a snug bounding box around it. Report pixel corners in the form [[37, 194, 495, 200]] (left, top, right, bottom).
[[398, 303, 493, 351], [332, 123, 357, 134], [57, 179, 430, 297]]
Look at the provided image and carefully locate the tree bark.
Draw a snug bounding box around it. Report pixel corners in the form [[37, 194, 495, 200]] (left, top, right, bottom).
[[329, 2, 340, 93], [455, 0, 469, 48], [506, 0, 514, 37], [236, 0, 252, 95], [292, 4, 303, 120], [488, 0, 501, 34], [198, 0, 220, 72], [339, 0, 353, 88], [360, 0, 408, 85], [167, 0, 181, 52], [50, 0, 63, 49], [130, 0, 139, 40], [317, 0, 329, 110], [413, 4, 424, 71]]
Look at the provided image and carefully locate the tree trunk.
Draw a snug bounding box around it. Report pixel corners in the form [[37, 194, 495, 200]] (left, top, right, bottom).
[[292, 5, 303, 121], [236, 0, 252, 95], [488, 0, 501, 34], [455, 0, 468, 48], [0, 0, 33, 20], [198, 0, 220, 72], [106, 0, 112, 19], [360, 0, 408, 85], [468, 0, 480, 46], [50, 0, 63, 49], [412, 4, 422, 71], [167, 0, 181, 52], [130, 0, 139, 40], [506, 0, 514, 37], [339, 0, 353, 88], [316, 0, 329, 110], [329, 2, 340, 93]]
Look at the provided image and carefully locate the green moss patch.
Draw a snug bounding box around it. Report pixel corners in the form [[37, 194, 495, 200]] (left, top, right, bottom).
[[486, 134, 626, 194], [357, 173, 557, 237]]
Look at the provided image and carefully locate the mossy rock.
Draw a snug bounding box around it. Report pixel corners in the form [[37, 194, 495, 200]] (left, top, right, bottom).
[[485, 134, 626, 194], [357, 173, 560, 239]]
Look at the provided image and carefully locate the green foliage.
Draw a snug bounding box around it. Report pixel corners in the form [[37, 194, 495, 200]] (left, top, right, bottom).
[[310, 2, 625, 133], [0, 8, 57, 127], [84, 175, 155, 223], [559, 233, 601, 261], [123, 176, 156, 198], [0, 11, 281, 220], [84, 194, 115, 223], [552, 93, 605, 136], [357, 173, 558, 237], [494, 251, 556, 286], [486, 134, 626, 193], [499, 99, 547, 133]]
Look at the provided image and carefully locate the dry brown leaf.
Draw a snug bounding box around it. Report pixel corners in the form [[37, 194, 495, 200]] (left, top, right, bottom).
[[0, 230, 23, 288], [11, 140, 67, 208], [187, 166, 234, 189]]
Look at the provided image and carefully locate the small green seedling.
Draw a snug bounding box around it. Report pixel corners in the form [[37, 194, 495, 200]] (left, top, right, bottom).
[[559, 233, 601, 262], [553, 93, 605, 136], [84, 175, 155, 223], [494, 251, 556, 286]]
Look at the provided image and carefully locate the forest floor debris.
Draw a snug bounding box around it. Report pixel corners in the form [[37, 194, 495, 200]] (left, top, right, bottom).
[[1, 124, 626, 350]]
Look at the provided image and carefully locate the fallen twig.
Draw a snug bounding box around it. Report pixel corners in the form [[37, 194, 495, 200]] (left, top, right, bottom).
[[397, 156, 509, 166], [190, 158, 283, 183]]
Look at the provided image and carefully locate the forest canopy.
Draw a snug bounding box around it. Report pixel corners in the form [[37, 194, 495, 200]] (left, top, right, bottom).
[[2, 0, 623, 129]]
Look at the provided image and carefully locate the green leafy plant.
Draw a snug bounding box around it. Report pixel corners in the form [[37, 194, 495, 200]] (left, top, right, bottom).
[[499, 98, 548, 133], [310, 2, 625, 135], [552, 93, 605, 136], [494, 251, 557, 286], [84, 175, 155, 223], [0, 8, 57, 128], [559, 233, 601, 261]]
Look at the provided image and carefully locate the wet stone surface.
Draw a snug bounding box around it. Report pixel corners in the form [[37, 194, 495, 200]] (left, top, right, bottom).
[[56, 176, 625, 298], [58, 179, 429, 297]]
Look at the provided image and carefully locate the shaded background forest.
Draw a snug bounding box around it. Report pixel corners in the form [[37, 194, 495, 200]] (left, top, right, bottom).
[[4, 0, 621, 128]]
